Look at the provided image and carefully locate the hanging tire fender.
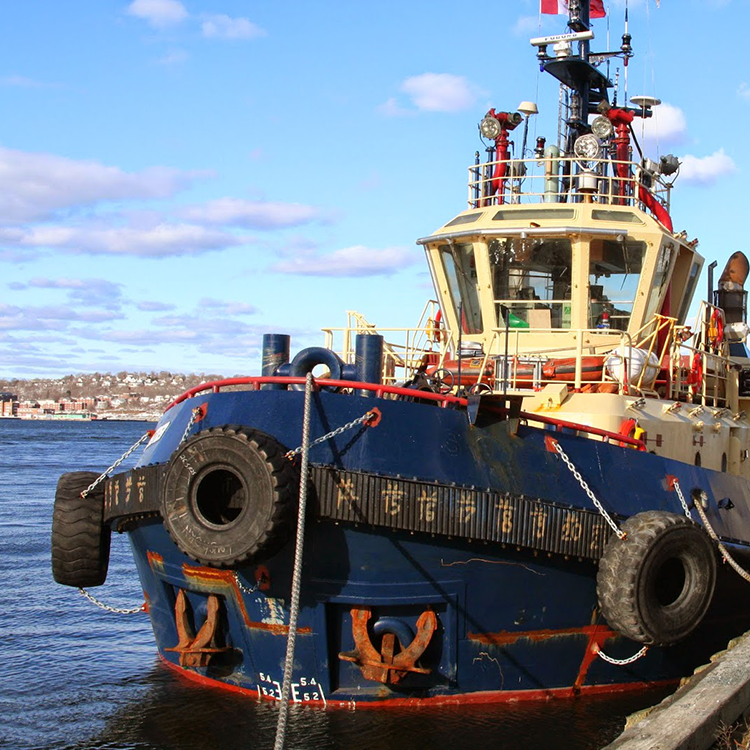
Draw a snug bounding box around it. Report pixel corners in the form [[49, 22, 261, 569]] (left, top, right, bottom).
[[51, 471, 111, 588], [596, 511, 717, 646], [161, 426, 299, 568]]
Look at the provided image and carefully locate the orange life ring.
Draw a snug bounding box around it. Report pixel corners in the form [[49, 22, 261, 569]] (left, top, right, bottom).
[[431, 309, 446, 343], [687, 352, 703, 388], [618, 418, 638, 448], [708, 309, 724, 350]]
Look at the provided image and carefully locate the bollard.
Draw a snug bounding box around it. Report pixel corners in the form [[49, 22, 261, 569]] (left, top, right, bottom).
[[261, 334, 290, 391], [355, 334, 383, 397]]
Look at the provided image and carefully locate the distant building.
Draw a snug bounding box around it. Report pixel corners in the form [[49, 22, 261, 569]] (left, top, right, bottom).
[[0, 393, 17, 417]]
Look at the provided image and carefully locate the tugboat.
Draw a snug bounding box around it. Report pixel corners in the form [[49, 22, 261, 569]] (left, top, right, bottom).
[[52, 2, 750, 706]]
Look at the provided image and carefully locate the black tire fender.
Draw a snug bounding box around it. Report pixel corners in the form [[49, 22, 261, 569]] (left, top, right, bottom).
[[51, 471, 111, 587], [161, 426, 299, 568], [596, 511, 717, 646]]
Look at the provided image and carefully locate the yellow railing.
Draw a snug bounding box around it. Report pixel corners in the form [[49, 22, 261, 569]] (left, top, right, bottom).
[[668, 302, 729, 407], [323, 303, 733, 406], [322, 302, 455, 385]]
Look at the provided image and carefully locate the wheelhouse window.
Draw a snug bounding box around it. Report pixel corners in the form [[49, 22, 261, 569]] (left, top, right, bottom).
[[588, 238, 646, 330], [489, 237, 572, 329], [644, 242, 675, 321], [438, 243, 483, 334]]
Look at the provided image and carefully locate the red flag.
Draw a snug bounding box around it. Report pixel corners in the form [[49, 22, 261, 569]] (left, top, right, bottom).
[[541, 0, 606, 18]]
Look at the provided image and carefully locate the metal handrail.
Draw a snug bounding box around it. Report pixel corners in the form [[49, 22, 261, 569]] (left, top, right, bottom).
[[468, 154, 672, 221], [164, 375, 646, 450]]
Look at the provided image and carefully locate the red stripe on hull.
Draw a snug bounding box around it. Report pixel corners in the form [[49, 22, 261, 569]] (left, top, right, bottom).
[[159, 655, 675, 708]]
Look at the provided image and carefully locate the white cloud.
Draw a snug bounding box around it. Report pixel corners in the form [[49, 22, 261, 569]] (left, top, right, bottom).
[[199, 298, 258, 315], [738, 82, 750, 100], [0, 303, 122, 330], [400, 73, 483, 113], [15, 223, 243, 257], [137, 300, 176, 312], [272, 245, 416, 277], [157, 49, 189, 66], [513, 16, 538, 35], [201, 15, 266, 40], [126, 0, 187, 28], [182, 198, 323, 229], [0, 146, 203, 222], [25, 277, 124, 308], [634, 102, 688, 150], [679, 148, 737, 185], [376, 97, 413, 118], [0, 75, 45, 87]]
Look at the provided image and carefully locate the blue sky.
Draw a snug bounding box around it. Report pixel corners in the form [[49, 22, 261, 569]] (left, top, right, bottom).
[[0, 0, 743, 378]]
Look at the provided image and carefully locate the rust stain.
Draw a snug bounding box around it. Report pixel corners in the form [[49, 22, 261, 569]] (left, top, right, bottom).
[[181, 562, 311, 635], [147, 550, 164, 570], [574, 625, 617, 690], [468, 623, 617, 646], [182, 563, 237, 585]]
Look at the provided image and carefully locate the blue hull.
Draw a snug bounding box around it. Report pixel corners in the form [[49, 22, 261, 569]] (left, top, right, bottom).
[[111, 389, 750, 705]]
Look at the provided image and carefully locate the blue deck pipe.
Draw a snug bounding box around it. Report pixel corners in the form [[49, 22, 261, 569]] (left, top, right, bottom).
[[262, 333, 290, 390], [355, 334, 383, 397]]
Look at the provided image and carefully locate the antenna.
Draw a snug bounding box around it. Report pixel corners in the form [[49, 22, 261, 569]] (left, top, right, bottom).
[[623, 2, 630, 104]]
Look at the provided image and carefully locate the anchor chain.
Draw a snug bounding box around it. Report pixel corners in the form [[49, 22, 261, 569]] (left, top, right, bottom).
[[78, 587, 145, 615], [285, 408, 379, 459], [179, 406, 202, 445], [596, 645, 649, 665], [550, 439, 625, 540], [81, 430, 153, 498], [671, 479, 693, 519], [233, 572, 259, 595]]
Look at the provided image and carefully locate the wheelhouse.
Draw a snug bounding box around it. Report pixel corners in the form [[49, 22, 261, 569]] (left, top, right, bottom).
[[421, 203, 704, 360]]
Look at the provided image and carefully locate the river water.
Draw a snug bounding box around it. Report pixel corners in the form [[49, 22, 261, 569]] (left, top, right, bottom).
[[0, 419, 669, 750]]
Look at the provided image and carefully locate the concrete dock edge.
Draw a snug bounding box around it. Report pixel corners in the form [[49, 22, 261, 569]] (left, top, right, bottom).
[[604, 633, 750, 749]]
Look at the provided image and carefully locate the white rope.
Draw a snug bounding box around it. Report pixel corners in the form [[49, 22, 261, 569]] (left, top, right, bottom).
[[686, 484, 750, 585], [274, 373, 314, 750]]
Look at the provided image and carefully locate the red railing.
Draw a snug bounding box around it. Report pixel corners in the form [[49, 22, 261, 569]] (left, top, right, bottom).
[[166, 376, 646, 451]]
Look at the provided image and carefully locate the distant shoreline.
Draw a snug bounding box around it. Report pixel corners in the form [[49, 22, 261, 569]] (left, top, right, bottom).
[[0, 414, 157, 423]]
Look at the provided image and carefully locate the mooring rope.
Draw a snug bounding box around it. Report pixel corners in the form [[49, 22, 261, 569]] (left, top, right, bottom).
[[684, 484, 750, 585], [274, 372, 314, 750]]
